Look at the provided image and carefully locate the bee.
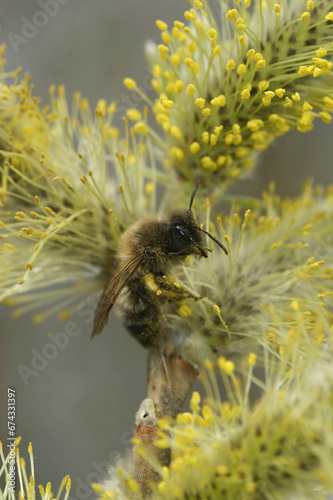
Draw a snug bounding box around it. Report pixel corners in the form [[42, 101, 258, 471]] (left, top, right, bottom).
[[90, 184, 228, 347]]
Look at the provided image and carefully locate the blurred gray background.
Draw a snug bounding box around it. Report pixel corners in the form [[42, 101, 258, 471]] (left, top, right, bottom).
[[0, 0, 332, 497]]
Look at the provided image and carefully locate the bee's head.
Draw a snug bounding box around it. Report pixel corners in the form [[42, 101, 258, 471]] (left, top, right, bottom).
[[167, 183, 228, 259], [168, 209, 207, 258]]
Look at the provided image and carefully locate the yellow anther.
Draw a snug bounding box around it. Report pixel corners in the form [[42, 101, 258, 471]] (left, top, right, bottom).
[[156, 20, 168, 31], [316, 47, 327, 57], [170, 54, 180, 67], [275, 88, 285, 98], [171, 126, 183, 140], [256, 59, 266, 68], [225, 9, 238, 20], [318, 111, 332, 123], [248, 352, 257, 365], [158, 44, 169, 59], [247, 48, 255, 60], [190, 391, 201, 411], [170, 147, 184, 161], [190, 142, 201, 154], [284, 96, 293, 107], [127, 108, 142, 121], [258, 80, 269, 91], [184, 57, 194, 68], [202, 131, 209, 143], [303, 102, 313, 111], [123, 78, 136, 89], [186, 83, 196, 95], [218, 357, 235, 374], [152, 64, 162, 77], [133, 122, 148, 134], [226, 59, 236, 70], [92, 484, 104, 494], [298, 66, 309, 75], [237, 63, 246, 75], [241, 88, 251, 99], [174, 20, 184, 29], [162, 99, 173, 109], [195, 97, 205, 108], [292, 92, 301, 102], [208, 28, 217, 40], [175, 80, 184, 92], [184, 9, 196, 21], [217, 94, 226, 106], [188, 41, 196, 53], [247, 119, 264, 131]]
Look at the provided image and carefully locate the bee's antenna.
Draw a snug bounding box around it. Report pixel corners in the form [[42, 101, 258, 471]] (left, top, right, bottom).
[[197, 226, 228, 255], [189, 181, 200, 212]]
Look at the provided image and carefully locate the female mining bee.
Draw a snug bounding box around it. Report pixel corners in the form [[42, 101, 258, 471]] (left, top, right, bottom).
[[90, 184, 228, 347]]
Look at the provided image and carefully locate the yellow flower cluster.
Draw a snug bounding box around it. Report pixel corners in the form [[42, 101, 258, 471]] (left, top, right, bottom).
[[98, 324, 333, 499], [0, 53, 158, 319], [125, 0, 333, 189], [151, 353, 333, 499], [162, 182, 333, 367]]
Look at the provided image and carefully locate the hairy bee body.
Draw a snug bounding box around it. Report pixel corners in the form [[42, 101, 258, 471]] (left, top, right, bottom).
[[114, 272, 162, 346], [91, 185, 228, 348], [113, 216, 173, 346]]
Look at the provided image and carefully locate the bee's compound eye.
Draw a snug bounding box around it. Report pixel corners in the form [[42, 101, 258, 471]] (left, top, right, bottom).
[[176, 225, 186, 237]]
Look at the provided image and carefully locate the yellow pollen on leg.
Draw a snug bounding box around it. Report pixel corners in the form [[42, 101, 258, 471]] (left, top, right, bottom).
[[178, 304, 192, 317]]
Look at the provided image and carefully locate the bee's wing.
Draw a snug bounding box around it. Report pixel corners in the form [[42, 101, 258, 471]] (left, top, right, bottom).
[[90, 252, 146, 340]]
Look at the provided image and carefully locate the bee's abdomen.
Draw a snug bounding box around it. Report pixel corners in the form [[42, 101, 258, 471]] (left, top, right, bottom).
[[115, 278, 161, 347]]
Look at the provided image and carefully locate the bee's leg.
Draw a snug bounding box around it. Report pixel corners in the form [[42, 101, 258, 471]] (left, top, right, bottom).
[[155, 276, 200, 302], [168, 250, 193, 257]]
